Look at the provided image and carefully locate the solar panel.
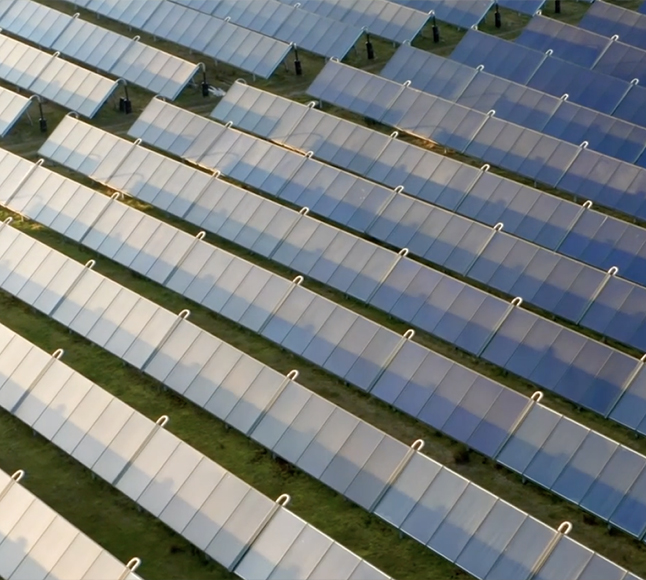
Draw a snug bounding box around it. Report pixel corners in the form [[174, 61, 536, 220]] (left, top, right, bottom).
[[450, 29, 646, 128], [386, 0, 493, 28], [0, 86, 32, 137], [307, 60, 646, 222], [272, 0, 429, 44], [170, 0, 362, 59], [0, 324, 389, 580], [212, 80, 646, 292], [0, 468, 141, 580], [516, 15, 646, 83], [579, 0, 646, 51], [641, 0, 646, 15], [33, 113, 646, 474], [497, 0, 545, 15], [0, 32, 117, 117], [0, 0, 200, 100], [0, 223, 638, 580], [381, 44, 646, 167], [71, 0, 292, 78]]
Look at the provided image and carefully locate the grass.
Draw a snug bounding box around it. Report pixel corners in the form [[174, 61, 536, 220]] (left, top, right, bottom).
[[3, 0, 646, 578]]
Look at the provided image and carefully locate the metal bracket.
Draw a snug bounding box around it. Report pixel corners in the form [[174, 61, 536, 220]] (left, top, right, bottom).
[[366, 246, 409, 304], [492, 391, 543, 459], [258, 275, 303, 334], [463, 110, 495, 151], [49, 259, 96, 317], [78, 191, 123, 244], [576, 265, 618, 324], [554, 200, 593, 252], [247, 370, 299, 436], [112, 416, 169, 486], [117, 558, 142, 580], [229, 493, 291, 572], [11, 348, 64, 414], [367, 329, 415, 393], [0, 470, 25, 504], [464, 222, 503, 275], [604, 353, 646, 419], [454, 163, 490, 212], [476, 296, 523, 357], [369, 439, 424, 512], [140, 309, 190, 371], [268, 207, 310, 260], [527, 522, 573, 580], [161, 231, 206, 285]]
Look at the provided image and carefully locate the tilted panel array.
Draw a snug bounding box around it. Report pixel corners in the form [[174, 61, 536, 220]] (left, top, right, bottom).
[[30, 117, 646, 538], [170, 0, 362, 59], [0, 0, 200, 100], [0, 322, 389, 580], [496, 0, 545, 16], [386, 0, 493, 29], [70, 0, 291, 79], [579, 1, 646, 52], [123, 98, 646, 357], [272, 0, 429, 44], [381, 44, 646, 168], [516, 16, 646, 83], [0, 468, 141, 580], [212, 80, 646, 292], [307, 60, 646, 222], [0, 32, 117, 117], [0, 86, 32, 137], [0, 197, 639, 580], [450, 30, 646, 130]]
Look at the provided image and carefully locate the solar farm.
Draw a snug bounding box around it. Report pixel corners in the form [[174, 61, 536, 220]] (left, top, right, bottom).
[[2, 0, 646, 578]]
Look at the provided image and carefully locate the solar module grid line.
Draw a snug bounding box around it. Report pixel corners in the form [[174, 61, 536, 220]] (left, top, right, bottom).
[[306, 59, 646, 223], [380, 43, 646, 169], [169, 0, 363, 59], [0, 206, 639, 580], [0, 0, 200, 101], [30, 118, 646, 539], [271, 0, 430, 44], [449, 29, 646, 130], [0, 31, 117, 117], [0, 322, 391, 580], [516, 15, 646, 83], [0, 468, 142, 580], [68, 0, 292, 79]]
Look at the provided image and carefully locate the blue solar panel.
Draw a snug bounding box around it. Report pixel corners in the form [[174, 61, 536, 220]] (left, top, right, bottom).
[[641, 0, 646, 14], [580, 0, 646, 51], [382, 44, 646, 167], [308, 60, 646, 221], [387, 0, 493, 28], [516, 16, 609, 68], [517, 15, 646, 83], [451, 29, 646, 127], [497, 0, 545, 15]]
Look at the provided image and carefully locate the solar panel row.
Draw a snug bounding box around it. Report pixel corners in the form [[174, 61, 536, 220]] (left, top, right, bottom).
[[69, 0, 292, 79], [272, 0, 429, 44], [450, 30, 646, 130], [0, 32, 117, 117], [497, 0, 545, 16], [0, 216, 638, 580], [0, 0, 200, 100], [26, 119, 646, 539], [640, 0, 646, 15], [170, 0, 362, 59], [0, 468, 142, 580], [386, 0, 493, 29], [307, 60, 646, 222], [119, 97, 646, 358], [578, 1, 646, 52], [517, 16, 646, 83], [382, 44, 646, 168], [212, 81, 646, 293], [0, 320, 390, 580], [0, 86, 32, 137], [37, 110, 646, 434]]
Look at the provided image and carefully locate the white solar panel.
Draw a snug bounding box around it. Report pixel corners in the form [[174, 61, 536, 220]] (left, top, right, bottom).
[[0, 468, 142, 580], [0, 86, 32, 137], [71, 0, 292, 79], [0, 33, 117, 117], [0, 315, 391, 580], [0, 0, 200, 100]]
